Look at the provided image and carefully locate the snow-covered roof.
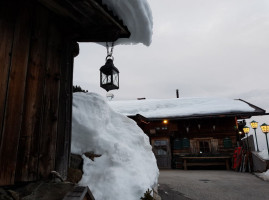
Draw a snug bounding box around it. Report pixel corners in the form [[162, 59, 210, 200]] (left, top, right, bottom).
[[109, 97, 265, 120], [101, 0, 153, 46]]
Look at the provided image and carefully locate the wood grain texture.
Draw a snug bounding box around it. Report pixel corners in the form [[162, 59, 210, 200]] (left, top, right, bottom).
[[0, 1, 17, 150], [38, 20, 62, 178], [0, 2, 33, 186], [15, 5, 49, 182], [55, 41, 74, 179]]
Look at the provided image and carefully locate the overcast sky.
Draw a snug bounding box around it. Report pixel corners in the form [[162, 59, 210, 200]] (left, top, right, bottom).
[[74, 0, 269, 148]]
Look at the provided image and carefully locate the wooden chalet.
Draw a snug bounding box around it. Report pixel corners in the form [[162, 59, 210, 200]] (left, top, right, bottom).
[[0, 0, 130, 186], [110, 98, 266, 169]]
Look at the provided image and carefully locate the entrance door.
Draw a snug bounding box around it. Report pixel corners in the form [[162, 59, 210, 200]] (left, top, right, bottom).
[[152, 139, 171, 168]]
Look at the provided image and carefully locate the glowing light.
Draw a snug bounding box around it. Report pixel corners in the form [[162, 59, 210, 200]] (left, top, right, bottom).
[[163, 120, 168, 124]]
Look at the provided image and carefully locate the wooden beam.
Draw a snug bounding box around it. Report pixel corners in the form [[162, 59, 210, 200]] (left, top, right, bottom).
[[38, 0, 130, 42], [55, 40, 74, 179], [38, 20, 62, 178]]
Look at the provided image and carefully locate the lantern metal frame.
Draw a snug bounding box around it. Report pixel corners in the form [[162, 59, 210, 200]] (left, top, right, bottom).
[[243, 126, 250, 151], [250, 120, 259, 151], [260, 123, 269, 156], [100, 56, 119, 92]]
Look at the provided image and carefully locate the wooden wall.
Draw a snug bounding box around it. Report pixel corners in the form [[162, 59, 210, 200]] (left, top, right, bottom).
[[0, 1, 73, 186], [143, 117, 238, 153]]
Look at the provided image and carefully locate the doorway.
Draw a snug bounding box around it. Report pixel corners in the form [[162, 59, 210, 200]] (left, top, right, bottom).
[[152, 138, 171, 168]]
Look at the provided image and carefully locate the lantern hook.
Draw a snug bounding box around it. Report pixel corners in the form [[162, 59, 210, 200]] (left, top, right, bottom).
[[106, 42, 114, 58], [106, 55, 114, 61]]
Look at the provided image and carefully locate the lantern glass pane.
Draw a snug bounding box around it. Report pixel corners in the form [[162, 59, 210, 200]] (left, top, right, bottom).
[[107, 75, 112, 83], [113, 73, 119, 87], [101, 73, 107, 84], [243, 127, 249, 134], [261, 125, 267, 133], [250, 121, 258, 129]]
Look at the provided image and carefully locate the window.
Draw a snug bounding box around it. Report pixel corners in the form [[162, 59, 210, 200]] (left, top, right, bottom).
[[223, 137, 232, 148], [173, 138, 190, 150], [199, 141, 210, 153], [150, 129, 156, 134], [156, 149, 167, 155], [154, 140, 168, 155], [154, 140, 167, 146]]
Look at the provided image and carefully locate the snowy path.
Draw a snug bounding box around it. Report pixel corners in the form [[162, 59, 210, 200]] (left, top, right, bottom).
[[158, 170, 269, 200]]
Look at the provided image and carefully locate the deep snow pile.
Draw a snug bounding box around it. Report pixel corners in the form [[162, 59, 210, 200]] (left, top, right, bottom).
[[101, 0, 153, 46], [256, 170, 269, 181], [109, 97, 255, 118], [71, 92, 159, 200]]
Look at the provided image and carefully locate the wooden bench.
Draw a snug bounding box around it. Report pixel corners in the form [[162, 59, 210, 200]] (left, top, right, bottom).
[[182, 156, 231, 170]]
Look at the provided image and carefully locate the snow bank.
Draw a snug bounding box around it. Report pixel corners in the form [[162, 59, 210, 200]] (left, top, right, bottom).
[[72, 92, 159, 200], [109, 97, 255, 119], [101, 0, 153, 46], [256, 169, 269, 181], [258, 149, 269, 160]]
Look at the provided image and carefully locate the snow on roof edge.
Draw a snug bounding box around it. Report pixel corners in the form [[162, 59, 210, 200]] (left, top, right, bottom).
[[109, 97, 265, 119], [100, 0, 153, 46]]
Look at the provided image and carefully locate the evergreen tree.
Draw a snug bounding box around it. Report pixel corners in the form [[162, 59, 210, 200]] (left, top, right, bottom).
[[73, 85, 88, 93], [140, 189, 153, 200]]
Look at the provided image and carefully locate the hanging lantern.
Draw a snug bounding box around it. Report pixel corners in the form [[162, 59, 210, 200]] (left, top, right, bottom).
[[100, 42, 119, 92], [100, 56, 119, 92]]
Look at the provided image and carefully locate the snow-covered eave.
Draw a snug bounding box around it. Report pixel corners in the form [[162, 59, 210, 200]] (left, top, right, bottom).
[[145, 111, 267, 121], [237, 99, 266, 114], [129, 110, 267, 122], [111, 98, 267, 122]]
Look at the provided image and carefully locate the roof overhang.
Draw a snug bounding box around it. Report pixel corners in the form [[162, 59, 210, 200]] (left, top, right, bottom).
[[127, 99, 267, 122], [38, 0, 130, 42], [134, 112, 269, 122]]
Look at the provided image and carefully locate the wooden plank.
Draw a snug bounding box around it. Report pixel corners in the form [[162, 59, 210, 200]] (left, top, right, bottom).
[[0, 2, 33, 186], [15, 5, 50, 182], [183, 156, 231, 159], [186, 162, 226, 166], [55, 40, 74, 179], [0, 0, 17, 152], [63, 186, 95, 200], [38, 20, 62, 178], [226, 159, 230, 170]]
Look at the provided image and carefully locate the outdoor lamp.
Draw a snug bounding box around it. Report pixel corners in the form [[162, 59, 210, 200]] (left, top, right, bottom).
[[243, 126, 250, 134], [163, 120, 168, 124], [260, 123, 269, 156], [250, 120, 258, 129], [250, 120, 259, 151], [100, 56, 119, 92], [243, 126, 250, 151]]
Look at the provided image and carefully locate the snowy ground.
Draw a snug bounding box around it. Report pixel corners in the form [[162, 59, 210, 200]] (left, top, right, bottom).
[[256, 170, 269, 181], [159, 170, 269, 200], [71, 92, 159, 200]]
